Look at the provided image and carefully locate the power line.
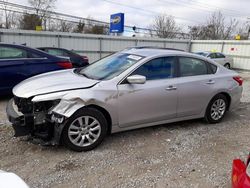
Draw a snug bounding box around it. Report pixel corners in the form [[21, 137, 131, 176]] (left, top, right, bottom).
[[188, 0, 248, 16], [0, 1, 190, 37], [158, 0, 246, 18], [0, 1, 109, 25], [100, 0, 202, 24], [0, 1, 191, 36]]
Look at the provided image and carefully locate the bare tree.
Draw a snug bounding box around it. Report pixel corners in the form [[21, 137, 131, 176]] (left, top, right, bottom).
[[1, 0, 18, 29], [73, 20, 85, 33], [58, 20, 73, 32], [236, 22, 250, 40], [19, 13, 42, 30], [28, 0, 57, 30], [189, 11, 238, 40], [83, 16, 108, 35], [150, 14, 181, 38]]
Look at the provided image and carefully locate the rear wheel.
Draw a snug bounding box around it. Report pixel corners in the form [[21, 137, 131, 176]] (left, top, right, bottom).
[[205, 94, 228, 123], [224, 63, 230, 69], [62, 108, 108, 151]]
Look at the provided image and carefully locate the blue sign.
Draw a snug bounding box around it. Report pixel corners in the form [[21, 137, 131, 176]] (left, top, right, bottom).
[[110, 13, 124, 33]]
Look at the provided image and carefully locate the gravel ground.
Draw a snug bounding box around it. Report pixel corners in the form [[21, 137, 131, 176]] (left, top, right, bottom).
[[0, 71, 250, 188]]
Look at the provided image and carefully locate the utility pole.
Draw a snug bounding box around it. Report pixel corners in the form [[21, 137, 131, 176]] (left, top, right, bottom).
[[247, 18, 250, 40]]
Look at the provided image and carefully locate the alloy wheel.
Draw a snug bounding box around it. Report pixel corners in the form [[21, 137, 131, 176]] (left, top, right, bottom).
[[68, 116, 101, 147], [210, 99, 226, 121]]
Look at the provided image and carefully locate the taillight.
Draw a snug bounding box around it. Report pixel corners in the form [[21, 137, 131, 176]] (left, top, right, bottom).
[[233, 76, 243, 86], [57, 61, 72, 69], [82, 56, 89, 63]]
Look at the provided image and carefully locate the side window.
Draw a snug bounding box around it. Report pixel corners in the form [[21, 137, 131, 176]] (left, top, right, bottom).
[[131, 57, 175, 80], [27, 51, 42, 58], [62, 50, 71, 56], [216, 53, 225, 58], [208, 53, 216, 59], [47, 49, 64, 56], [0, 47, 27, 59], [179, 57, 208, 77]]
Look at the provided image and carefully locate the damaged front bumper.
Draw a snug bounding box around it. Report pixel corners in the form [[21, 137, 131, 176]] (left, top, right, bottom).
[[6, 98, 66, 145], [6, 98, 30, 137]]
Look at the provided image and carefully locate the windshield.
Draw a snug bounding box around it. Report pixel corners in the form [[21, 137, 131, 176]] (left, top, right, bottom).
[[78, 53, 143, 80], [195, 52, 209, 57]]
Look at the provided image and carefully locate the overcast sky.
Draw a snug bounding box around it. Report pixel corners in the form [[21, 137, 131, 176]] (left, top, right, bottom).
[[7, 0, 250, 30]]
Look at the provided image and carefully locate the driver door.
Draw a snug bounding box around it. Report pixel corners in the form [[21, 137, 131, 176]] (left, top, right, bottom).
[[117, 57, 178, 128]]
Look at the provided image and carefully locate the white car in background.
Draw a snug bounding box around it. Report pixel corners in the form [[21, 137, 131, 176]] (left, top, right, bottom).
[[0, 170, 29, 188], [195, 52, 233, 69]]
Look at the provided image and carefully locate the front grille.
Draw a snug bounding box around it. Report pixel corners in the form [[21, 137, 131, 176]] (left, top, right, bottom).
[[14, 96, 33, 114]]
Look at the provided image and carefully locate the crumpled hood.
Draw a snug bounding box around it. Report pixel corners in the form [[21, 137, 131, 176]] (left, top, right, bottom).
[[13, 69, 99, 98]]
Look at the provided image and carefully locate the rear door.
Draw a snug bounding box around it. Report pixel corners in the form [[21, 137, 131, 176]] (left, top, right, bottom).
[[0, 46, 27, 93], [117, 56, 178, 127], [23, 50, 68, 78], [176, 57, 216, 117]]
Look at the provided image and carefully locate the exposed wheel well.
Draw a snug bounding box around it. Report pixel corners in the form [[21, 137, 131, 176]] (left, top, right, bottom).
[[86, 105, 112, 135]]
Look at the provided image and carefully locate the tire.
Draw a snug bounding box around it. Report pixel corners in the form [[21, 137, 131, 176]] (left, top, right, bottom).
[[205, 94, 228, 124], [62, 108, 108, 152], [224, 63, 230, 69]]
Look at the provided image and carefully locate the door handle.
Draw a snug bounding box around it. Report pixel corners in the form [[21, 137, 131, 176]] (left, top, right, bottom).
[[165, 85, 177, 91], [206, 80, 215, 84]]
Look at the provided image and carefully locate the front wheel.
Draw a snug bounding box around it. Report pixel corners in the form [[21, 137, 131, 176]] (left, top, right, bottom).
[[62, 108, 108, 151], [205, 94, 228, 123]]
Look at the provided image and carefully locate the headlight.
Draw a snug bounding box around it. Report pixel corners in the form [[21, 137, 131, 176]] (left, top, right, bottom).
[[51, 113, 65, 124]]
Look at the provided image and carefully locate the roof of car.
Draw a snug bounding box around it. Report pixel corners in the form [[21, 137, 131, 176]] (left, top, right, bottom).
[[122, 47, 191, 57], [38, 47, 67, 50]]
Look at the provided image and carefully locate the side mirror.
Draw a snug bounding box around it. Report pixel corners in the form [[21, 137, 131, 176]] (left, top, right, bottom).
[[127, 75, 146, 84]]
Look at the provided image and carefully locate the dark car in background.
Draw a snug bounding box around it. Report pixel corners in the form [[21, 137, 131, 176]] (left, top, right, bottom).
[[37, 47, 89, 67], [0, 43, 72, 95]]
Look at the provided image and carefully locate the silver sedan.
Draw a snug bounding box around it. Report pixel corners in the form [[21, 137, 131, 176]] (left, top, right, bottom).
[[195, 51, 233, 69], [6, 47, 243, 151]]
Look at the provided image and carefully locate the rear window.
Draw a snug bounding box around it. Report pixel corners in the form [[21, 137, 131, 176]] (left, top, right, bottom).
[[195, 52, 208, 57], [209, 63, 217, 74], [216, 53, 225, 58], [47, 49, 65, 56], [179, 57, 208, 77]]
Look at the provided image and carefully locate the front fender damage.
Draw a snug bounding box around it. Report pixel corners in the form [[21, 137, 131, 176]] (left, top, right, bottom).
[[12, 87, 112, 145], [32, 90, 88, 118], [51, 99, 86, 118]]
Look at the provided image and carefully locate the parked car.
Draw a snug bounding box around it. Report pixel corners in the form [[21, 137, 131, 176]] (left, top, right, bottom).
[[195, 51, 233, 69], [0, 170, 29, 188], [37, 47, 89, 67], [6, 47, 243, 151], [0, 43, 72, 95], [232, 153, 250, 188]]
